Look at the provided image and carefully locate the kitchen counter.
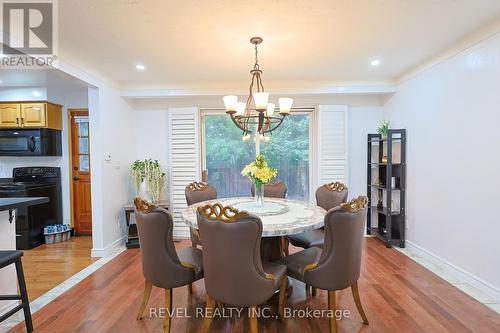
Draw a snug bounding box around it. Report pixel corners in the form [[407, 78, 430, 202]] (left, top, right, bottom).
[[0, 197, 48, 316], [0, 197, 49, 213]]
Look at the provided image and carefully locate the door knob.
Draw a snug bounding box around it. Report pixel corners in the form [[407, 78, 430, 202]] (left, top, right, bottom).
[[73, 177, 80, 181]]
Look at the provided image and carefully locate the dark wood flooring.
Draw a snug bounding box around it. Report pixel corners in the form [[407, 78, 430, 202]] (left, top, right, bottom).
[[9, 237, 500, 332]]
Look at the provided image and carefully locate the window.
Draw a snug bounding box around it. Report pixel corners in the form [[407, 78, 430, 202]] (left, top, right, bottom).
[[202, 109, 313, 200]]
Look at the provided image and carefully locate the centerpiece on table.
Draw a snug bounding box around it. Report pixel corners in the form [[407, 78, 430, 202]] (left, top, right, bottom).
[[241, 154, 278, 207], [130, 159, 166, 203]]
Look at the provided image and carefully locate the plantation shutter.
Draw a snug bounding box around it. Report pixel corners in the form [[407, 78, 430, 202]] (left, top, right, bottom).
[[168, 107, 200, 238], [317, 105, 347, 186]]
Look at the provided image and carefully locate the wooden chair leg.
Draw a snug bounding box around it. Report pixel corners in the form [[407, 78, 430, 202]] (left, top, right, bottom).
[[249, 305, 258, 333], [278, 276, 287, 320], [187, 283, 193, 294], [305, 284, 310, 293], [136, 280, 152, 320], [312, 287, 317, 297], [163, 288, 172, 333], [351, 281, 369, 325], [200, 295, 216, 333], [282, 237, 289, 256], [328, 290, 337, 333]]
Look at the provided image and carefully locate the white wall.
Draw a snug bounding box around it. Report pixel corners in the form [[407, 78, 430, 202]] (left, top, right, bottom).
[[348, 106, 384, 198], [55, 61, 136, 256], [132, 109, 170, 200], [383, 32, 500, 292], [0, 87, 47, 100]]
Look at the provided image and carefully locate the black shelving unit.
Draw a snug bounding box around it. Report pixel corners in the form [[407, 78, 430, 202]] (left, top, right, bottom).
[[367, 129, 406, 247]]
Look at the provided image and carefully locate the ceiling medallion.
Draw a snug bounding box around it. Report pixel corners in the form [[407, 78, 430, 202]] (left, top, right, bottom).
[[223, 37, 293, 141]]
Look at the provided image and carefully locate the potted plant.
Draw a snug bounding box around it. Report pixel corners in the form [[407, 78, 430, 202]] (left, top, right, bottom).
[[130, 159, 166, 202], [241, 154, 278, 207], [377, 120, 390, 139]]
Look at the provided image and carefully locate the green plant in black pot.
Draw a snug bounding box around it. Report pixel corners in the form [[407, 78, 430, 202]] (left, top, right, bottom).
[[377, 120, 390, 138]]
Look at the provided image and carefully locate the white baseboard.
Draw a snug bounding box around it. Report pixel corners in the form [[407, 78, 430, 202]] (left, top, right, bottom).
[[403, 240, 500, 303], [91, 235, 126, 258], [0, 300, 17, 317]]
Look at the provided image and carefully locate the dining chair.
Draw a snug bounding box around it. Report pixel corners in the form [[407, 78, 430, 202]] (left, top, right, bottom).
[[286, 182, 348, 252], [250, 181, 287, 198], [185, 181, 217, 248], [279, 196, 369, 333], [134, 197, 204, 333], [197, 202, 287, 333]]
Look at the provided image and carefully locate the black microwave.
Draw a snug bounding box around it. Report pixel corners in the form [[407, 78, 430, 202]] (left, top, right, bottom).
[[0, 128, 62, 156]]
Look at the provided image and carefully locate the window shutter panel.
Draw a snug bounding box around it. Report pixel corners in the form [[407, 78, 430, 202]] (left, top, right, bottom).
[[168, 107, 200, 238], [317, 105, 347, 186]]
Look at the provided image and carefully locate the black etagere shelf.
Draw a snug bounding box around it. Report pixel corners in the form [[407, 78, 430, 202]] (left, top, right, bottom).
[[367, 129, 406, 247]]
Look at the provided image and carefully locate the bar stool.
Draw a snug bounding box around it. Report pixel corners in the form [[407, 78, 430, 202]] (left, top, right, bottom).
[[0, 251, 33, 332]]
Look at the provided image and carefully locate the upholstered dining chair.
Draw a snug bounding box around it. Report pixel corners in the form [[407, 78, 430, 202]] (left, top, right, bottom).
[[286, 182, 348, 252], [250, 181, 287, 198], [185, 181, 217, 248], [134, 197, 204, 333], [197, 203, 287, 333], [279, 196, 370, 333]]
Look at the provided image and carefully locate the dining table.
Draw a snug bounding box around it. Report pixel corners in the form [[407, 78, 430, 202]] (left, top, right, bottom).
[[181, 197, 326, 262]]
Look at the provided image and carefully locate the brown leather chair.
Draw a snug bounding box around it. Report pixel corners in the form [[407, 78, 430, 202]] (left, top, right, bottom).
[[250, 181, 287, 198], [185, 181, 217, 248], [134, 198, 204, 333], [197, 203, 287, 333], [286, 182, 348, 251], [279, 196, 369, 333]]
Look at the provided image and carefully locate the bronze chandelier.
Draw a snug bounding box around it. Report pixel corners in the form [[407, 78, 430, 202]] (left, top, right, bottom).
[[223, 37, 293, 140]]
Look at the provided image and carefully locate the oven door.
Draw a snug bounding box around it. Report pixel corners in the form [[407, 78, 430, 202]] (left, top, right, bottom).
[[0, 129, 41, 156]]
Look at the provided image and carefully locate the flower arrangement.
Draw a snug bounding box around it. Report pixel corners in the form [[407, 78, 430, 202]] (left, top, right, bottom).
[[130, 159, 166, 202], [241, 154, 278, 185]]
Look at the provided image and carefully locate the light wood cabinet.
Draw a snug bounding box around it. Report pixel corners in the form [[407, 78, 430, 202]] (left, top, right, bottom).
[[0, 101, 62, 130]]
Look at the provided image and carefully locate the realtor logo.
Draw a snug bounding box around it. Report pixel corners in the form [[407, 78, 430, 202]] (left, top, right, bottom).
[[1, 0, 57, 68]]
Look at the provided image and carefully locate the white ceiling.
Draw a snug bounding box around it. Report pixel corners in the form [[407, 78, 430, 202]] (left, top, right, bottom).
[[34, 1, 500, 89]]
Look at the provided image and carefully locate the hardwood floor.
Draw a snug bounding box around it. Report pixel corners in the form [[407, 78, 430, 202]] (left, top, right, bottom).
[[21, 236, 97, 301], [9, 237, 500, 332]]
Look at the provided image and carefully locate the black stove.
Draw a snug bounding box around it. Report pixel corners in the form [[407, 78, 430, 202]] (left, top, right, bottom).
[[0, 167, 62, 249]]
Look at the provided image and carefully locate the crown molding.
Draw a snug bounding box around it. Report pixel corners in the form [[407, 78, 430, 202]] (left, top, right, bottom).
[[397, 17, 500, 83]]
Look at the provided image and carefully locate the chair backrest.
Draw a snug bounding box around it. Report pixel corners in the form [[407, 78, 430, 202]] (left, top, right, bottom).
[[134, 197, 195, 289], [305, 196, 368, 291], [185, 182, 217, 206], [250, 181, 287, 198], [197, 203, 275, 306], [315, 182, 348, 211]]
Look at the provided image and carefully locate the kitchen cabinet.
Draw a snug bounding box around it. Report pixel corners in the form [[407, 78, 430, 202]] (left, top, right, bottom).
[[0, 101, 62, 130]]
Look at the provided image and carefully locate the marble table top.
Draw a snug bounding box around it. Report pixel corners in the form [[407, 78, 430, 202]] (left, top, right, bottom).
[[181, 197, 326, 237]]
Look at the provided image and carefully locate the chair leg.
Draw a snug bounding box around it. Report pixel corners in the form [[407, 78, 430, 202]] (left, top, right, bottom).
[[282, 237, 289, 256], [328, 290, 337, 333], [278, 276, 287, 320], [312, 287, 317, 297], [15, 258, 33, 333], [351, 281, 369, 325], [136, 280, 153, 320], [163, 288, 172, 333], [249, 305, 258, 333], [187, 283, 193, 294], [305, 284, 310, 293], [200, 295, 216, 333]]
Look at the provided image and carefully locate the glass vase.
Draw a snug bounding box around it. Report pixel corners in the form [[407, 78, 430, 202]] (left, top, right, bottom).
[[255, 182, 265, 207]]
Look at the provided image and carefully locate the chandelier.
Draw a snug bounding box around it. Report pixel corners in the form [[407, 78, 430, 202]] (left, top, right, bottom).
[[223, 37, 293, 141]]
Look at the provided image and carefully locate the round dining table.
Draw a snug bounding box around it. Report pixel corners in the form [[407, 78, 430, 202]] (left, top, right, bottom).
[[181, 197, 326, 262]]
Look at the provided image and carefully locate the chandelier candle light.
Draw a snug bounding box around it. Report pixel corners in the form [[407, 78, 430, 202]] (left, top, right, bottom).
[[223, 37, 293, 141]]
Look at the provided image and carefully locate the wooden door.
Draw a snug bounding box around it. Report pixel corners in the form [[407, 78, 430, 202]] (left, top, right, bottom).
[[21, 103, 46, 127], [0, 103, 21, 127], [70, 110, 92, 235]]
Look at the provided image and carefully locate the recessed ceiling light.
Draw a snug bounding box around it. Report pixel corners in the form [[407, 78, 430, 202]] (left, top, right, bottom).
[[370, 59, 381, 66], [32, 90, 41, 97], [0, 53, 7, 58], [135, 64, 146, 70]]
